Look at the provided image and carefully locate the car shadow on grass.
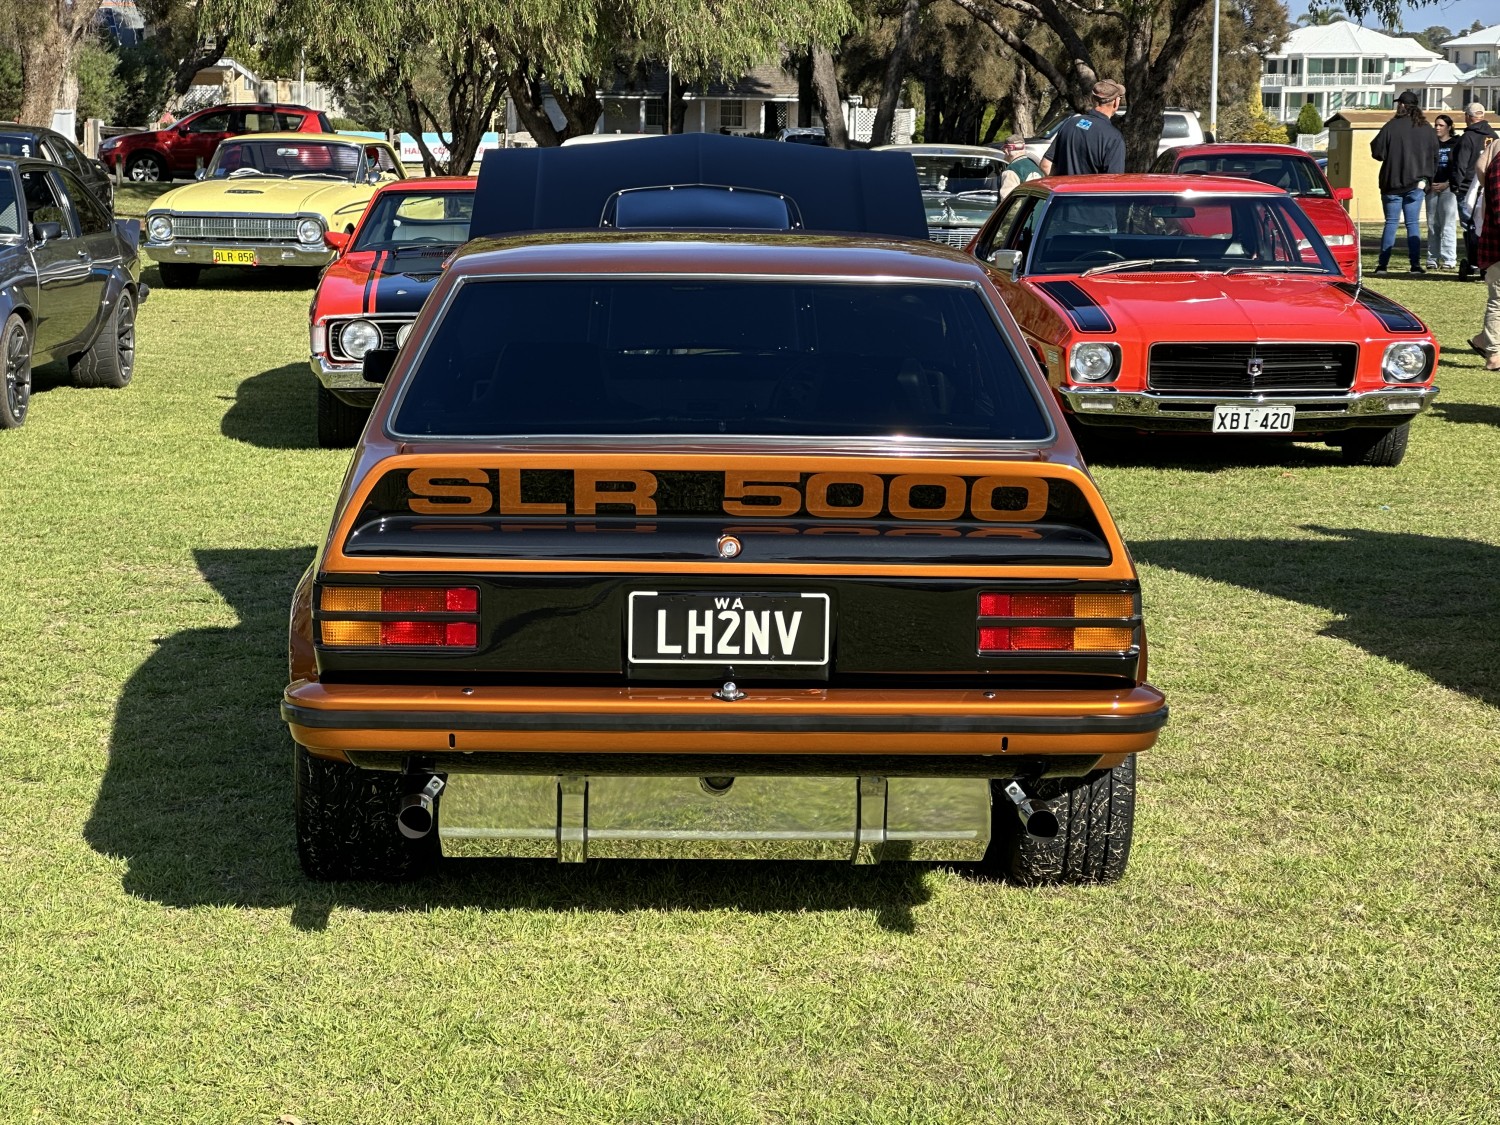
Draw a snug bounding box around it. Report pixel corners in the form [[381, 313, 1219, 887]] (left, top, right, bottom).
[[220, 363, 318, 449], [1431, 401, 1500, 428], [143, 263, 322, 292], [1135, 526, 1500, 709], [1078, 432, 1341, 470], [84, 547, 932, 933]]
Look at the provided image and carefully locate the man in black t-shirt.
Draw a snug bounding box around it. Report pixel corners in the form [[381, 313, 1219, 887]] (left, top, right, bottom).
[[1041, 80, 1127, 177]]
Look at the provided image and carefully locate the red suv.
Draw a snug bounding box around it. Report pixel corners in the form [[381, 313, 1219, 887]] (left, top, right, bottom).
[[98, 104, 333, 183]]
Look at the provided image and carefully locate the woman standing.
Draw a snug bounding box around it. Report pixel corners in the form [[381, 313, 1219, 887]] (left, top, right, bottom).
[[1370, 90, 1439, 276], [1427, 114, 1459, 270]]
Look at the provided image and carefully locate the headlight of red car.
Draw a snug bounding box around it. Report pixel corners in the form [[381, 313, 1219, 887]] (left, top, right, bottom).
[[1381, 342, 1434, 383], [1069, 342, 1120, 383]]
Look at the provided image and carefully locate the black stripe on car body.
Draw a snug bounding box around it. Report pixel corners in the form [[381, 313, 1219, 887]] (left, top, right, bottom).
[[1036, 280, 1115, 333]]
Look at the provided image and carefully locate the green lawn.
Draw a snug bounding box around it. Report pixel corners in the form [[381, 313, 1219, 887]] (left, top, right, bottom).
[[0, 249, 1497, 1123]]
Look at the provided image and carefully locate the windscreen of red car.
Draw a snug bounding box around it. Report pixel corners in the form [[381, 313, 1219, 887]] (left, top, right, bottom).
[[1172, 154, 1331, 198], [389, 279, 1050, 440], [353, 191, 474, 251], [207, 139, 359, 179], [1031, 194, 1339, 275]]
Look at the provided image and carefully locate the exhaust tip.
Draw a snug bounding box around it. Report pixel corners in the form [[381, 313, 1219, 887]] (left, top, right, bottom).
[[1024, 809, 1059, 839], [397, 794, 435, 839]]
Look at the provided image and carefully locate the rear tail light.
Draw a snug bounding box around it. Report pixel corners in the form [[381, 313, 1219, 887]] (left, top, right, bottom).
[[977, 592, 1134, 653], [318, 586, 479, 648]]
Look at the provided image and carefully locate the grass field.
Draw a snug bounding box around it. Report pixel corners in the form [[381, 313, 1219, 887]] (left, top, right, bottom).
[[1, 245, 1497, 1123]]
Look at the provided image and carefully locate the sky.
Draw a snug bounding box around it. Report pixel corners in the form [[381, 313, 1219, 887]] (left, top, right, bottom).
[[1389, 0, 1496, 36]]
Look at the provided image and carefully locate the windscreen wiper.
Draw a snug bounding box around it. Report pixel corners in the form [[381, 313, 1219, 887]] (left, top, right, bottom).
[[1081, 257, 1200, 276], [1222, 264, 1328, 274]]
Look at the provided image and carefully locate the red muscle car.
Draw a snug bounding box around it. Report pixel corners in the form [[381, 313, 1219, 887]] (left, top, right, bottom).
[[308, 177, 474, 447], [1152, 143, 1359, 280], [98, 103, 332, 183], [970, 174, 1437, 466]]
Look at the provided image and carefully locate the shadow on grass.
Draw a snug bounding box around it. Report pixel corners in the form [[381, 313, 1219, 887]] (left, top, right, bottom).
[[142, 263, 322, 292], [1432, 401, 1500, 428], [85, 547, 932, 933], [220, 363, 318, 449], [1136, 526, 1500, 708], [1077, 431, 1339, 471]]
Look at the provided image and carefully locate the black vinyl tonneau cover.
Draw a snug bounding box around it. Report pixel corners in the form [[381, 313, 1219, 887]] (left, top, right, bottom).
[[469, 132, 928, 240]]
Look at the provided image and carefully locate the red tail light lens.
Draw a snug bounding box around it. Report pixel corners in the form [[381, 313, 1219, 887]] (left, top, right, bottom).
[[977, 591, 1134, 652]]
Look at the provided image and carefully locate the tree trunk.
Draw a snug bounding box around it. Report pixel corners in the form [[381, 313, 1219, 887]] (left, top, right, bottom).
[[797, 54, 815, 128], [810, 44, 848, 147], [670, 73, 689, 135], [553, 78, 603, 141], [869, 0, 922, 147], [174, 34, 231, 97], [506, 70, 563, 146], [18, 21, 72, 126]]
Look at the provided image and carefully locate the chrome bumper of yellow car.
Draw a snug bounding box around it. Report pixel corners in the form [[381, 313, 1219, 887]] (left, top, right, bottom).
[[143, 239, 334, 267]]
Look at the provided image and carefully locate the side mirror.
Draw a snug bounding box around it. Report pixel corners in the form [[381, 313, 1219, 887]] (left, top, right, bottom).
[[194, 167, 207, 181], [31, 220, 63, 243], [1333, 186, 1353, 202], [324, 230, 350, 253], [987, 247, 1022, 277], [362, 348, 398, 384]]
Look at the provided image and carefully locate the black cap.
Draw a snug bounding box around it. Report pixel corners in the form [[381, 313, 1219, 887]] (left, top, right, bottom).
[[1395, 90, 1419, 106]]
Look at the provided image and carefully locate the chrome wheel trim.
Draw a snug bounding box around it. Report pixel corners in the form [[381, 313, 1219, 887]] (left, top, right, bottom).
[[117, 296, 136, 379], [4, 320, 29, 423]]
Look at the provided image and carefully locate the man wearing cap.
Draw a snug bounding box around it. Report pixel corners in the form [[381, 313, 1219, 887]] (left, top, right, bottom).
[[1370, 90, 1439, 276], [1452, 103, 1497, 281], [1040, 81, 1126, 177], [998, 135, 1043, 199]]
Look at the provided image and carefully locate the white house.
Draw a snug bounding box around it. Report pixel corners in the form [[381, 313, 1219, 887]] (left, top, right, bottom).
[[1261, 21, 1441, 124], [1391, 24, 1500, 115]]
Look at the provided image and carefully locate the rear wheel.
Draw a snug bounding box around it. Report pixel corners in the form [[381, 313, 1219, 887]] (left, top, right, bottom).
[[156, 263, 201, 288], [1, 313, 31, 428], [1338, 422, 1409, 467], [980, 755, 1136, 884], [317, 385, 367, 448], [70, 290, 136, 389], [126, 152, 167, 182], [294, 743, 438, 881]]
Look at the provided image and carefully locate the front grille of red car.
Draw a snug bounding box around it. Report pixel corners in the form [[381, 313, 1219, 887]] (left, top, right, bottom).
[[1147, 343, 1357, 394], [171, 215, 300, 242]]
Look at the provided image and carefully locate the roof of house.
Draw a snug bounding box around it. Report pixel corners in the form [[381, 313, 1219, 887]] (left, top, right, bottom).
[[1395, 61, 1472, 85], [603, 61, 799, 101], [1441, 24, 1500, 48], [1269, 20, 1441, 60]]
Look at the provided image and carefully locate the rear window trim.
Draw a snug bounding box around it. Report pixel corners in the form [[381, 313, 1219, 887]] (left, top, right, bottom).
[[381, 269, 1057, 448]]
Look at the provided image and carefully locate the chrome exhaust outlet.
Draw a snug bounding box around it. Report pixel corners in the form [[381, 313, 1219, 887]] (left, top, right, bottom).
[[1002, 781, 1059, 839], [397, 775, 446, 839]]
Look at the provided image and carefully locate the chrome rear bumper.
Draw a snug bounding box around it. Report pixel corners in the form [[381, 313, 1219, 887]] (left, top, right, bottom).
[[437, 772, 991, 863]]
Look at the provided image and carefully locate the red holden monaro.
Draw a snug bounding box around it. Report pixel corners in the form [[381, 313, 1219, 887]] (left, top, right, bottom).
[[308, 177, 475, 447], [970, 174, 1437, 466]]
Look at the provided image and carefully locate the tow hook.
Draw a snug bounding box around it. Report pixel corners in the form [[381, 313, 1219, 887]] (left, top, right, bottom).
[[1003, 781, 1059, 839], [397, 774, 446, 839]]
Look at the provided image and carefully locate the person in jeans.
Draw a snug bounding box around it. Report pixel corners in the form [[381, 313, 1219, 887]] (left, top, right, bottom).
[[1472, 146, 1500, 372], [1370, 90, 1439, 276], [1426, 114, 1458, 269]]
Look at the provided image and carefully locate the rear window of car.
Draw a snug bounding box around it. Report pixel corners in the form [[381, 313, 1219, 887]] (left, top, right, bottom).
[[390, 278, 1049, 441], [1173, 153, 1331, 198]]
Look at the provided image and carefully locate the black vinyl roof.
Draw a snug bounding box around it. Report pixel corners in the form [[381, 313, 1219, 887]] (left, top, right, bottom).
[[469, 132, 928, 241]]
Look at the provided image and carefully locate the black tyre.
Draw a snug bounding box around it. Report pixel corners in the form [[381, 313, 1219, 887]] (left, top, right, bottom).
[[317, 384, 368, 448], [126, 152, 168, 182], [1338, 422, 1409, 467], [156, 263, 201, 288], [981, 755, 1136, 885], [294, 743, 439, 881], [70, 290, 136, 389], [1, 312, 30, 428]]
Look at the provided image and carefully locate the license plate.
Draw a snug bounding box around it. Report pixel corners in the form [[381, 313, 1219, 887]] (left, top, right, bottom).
[[628, 592, 830, 665], [212, 248, 257, 265], [1212, 405, 1295, 434]]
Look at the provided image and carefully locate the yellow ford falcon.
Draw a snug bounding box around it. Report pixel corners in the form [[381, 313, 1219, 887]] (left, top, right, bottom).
[[143, 132, 404, 286]]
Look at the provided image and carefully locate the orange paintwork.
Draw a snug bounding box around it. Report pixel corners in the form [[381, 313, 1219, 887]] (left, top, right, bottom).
[[285, 233, 1162, 763]]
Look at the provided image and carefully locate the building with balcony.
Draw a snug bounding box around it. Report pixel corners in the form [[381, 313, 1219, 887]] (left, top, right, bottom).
[[1261, 21, 1440, 124], [1391, 24, 1500, 115]]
